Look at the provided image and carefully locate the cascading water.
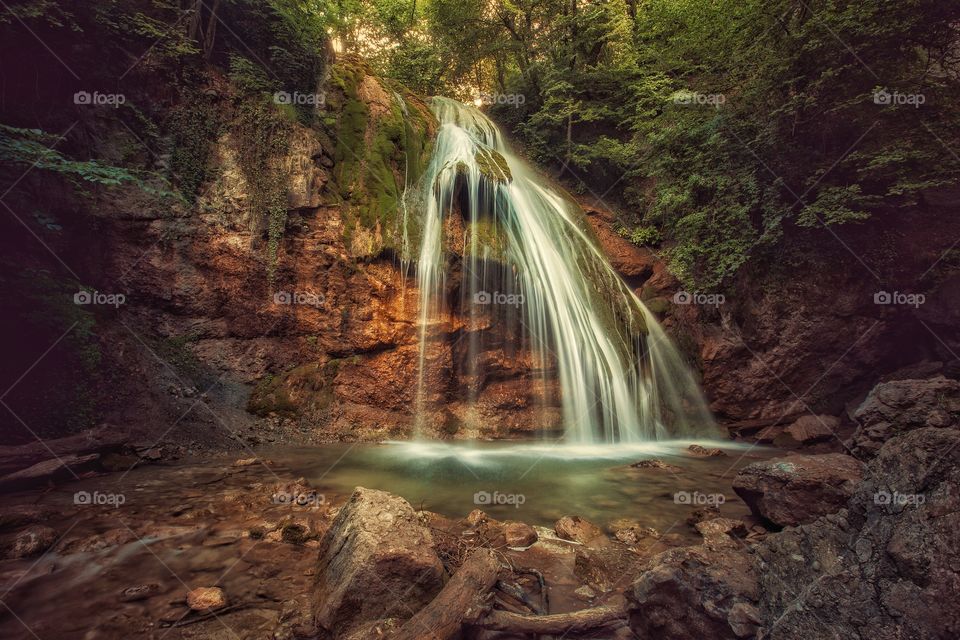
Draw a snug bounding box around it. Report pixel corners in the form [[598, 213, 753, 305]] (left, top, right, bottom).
[[402, 97, 717, 443]]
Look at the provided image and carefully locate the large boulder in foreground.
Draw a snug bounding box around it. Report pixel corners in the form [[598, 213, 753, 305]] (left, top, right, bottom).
[[852, 376, 960, 457], [756, 427, 960, 639], [628, 541, 761, 639], [733, 453, 863, 527], [313, 487, 445, 636]]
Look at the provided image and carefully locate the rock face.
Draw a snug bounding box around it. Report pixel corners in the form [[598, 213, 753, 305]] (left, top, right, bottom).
[[312, 487, 445, 635], [755, 427, 960, 639], [852, 376, 960, 457], [732, 453, 863, 527], [628, 543, 761, 639]]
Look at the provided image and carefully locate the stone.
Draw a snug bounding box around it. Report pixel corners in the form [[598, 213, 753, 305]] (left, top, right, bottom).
[[6, 525, 57, 558], [120, 583, 161, 602], [852, 376, 960, 457], [628, 543, 758, 639], [0, 454, 100, 490], [503, 521, 538, 547], [755, 427, 960, 639], [686, 505, 721, 526], [733, 453, 863, 527], [312, 487, 445, 634], [186, 586, 227, 612], [630, 459, 682, 472], [554, 515, 605, 545], [782, 414, 839, 444], [608, 519, 660, 545], [687, 444, 726, 457], [694, 518, 747, 545]]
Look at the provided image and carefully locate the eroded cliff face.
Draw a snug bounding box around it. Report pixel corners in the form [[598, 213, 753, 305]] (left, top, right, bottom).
[[583, 192, 960, 432]]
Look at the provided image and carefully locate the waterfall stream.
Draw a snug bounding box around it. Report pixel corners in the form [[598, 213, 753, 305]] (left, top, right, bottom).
[[402, 97, 717, 443]]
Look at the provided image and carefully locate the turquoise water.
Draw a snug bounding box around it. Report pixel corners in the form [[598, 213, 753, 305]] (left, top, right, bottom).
[[268, 439, 777, 536]]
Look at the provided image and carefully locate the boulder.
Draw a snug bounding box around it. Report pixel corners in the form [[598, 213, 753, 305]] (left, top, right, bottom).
[[555, 516, 605, 545], [312, 487, 445, 635], [628, 543, 760, 639], [781, 414, 839, 444], [694, 518, 747, 545], [733, 453, 863, 527], [755, 427, 960, 639], [852, 376, 960, 457]]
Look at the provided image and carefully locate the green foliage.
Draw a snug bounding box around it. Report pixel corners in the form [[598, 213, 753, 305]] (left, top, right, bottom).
[[232, 98, 292, 283], [166, 93, 226, 201], [0, 125, 178, 197]]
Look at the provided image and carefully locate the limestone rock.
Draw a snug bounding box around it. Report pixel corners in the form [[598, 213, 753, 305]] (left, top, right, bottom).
[[733, 453, 863, 527], [852, 376, 960, 457], [312, 487, 445, 634]]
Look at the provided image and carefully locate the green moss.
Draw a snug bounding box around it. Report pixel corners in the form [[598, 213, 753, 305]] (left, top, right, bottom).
[[232, 98, 292, 284], [247, 360, 342, 417], [166, 91, 226, 202], [326, 59, 436, 256], [474, 147, 512, 182]]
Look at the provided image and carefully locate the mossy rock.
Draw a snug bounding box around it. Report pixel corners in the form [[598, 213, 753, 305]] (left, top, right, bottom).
[[643, 297, 672, 315], [247, 360, 340, 417], [474, 147, 512, 183]]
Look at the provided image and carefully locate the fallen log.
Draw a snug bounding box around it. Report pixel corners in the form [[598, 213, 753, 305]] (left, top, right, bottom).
[[391, 548, 501, 640], [473, 600, 628, 635]]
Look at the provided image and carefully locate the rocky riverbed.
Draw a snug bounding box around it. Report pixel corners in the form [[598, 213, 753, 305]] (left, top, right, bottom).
[[0, 376, 957, 639]]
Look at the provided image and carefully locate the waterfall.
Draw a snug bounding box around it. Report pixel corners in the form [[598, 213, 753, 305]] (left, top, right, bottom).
[[402, 97, 717, 443]]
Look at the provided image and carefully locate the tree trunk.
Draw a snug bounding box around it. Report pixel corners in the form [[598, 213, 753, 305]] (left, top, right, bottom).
[[391, 549, 501, 640]]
